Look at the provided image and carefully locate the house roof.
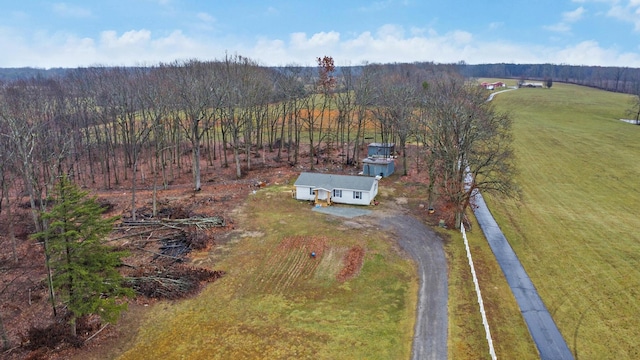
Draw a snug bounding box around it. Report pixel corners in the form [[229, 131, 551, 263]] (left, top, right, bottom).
[[294, 172, 376, 191]]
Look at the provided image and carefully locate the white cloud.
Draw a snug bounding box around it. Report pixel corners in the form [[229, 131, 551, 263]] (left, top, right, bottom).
[[197, 12, 214, 23], [1, 24, 639, 68], [254, 26, 640, 67], [101, 30, 152, 48], [543, 23, 572, 32], [265, 6, 279, 16], [358, 1, 395, 12], [290, 31, 340, 50], [564, 6, 586, 22], [52, 3, 91, 18], [608, 2, 640, 30], [549, 40, 640, 66], [545, 6, 586, 33], [377, 24, 405, 39]]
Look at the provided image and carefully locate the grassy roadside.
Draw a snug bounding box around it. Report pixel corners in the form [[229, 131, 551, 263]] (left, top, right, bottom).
[[486, 82, 640, 358], [117, 184, 417, 359], [393, 179, 537, 359], [444, 216, 539, 360]]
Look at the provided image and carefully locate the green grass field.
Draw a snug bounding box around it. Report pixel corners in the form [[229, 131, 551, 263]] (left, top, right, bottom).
[[117, 186, 417, 359], [485, 82, 640, 359]]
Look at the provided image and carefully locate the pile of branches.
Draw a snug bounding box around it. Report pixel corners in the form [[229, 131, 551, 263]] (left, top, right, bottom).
[[112, 212, 225, 261], [125, 263, 225, 299]]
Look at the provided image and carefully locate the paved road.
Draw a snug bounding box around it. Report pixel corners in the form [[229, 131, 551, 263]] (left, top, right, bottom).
[[378, 214, 448, 360], [472, 190, 574, 360]]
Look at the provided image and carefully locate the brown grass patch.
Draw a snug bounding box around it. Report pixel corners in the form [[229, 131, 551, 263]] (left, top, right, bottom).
[[337, 245, 365, 282]]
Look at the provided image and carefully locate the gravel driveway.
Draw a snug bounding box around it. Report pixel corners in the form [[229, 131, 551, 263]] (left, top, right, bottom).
[[320, 202, 448, 360], [378, 214, 448, 360]]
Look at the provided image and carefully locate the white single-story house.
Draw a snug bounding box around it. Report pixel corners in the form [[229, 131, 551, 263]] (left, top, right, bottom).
[[293, 172, 380, 206]]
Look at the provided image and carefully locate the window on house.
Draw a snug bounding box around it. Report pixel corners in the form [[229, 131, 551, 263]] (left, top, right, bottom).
[[309, 188, 314, 195], [333, 189, 342, 198], [353, 191, 362, 199]]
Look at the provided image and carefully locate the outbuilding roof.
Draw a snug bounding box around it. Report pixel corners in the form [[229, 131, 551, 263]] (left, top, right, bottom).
[[294, 172, 376, 191]]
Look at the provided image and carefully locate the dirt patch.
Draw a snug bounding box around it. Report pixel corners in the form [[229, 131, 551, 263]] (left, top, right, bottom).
[[337, 245, 365, 282]]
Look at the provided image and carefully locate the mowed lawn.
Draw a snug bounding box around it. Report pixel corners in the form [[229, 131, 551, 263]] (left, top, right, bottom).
[[485, 82, 640, 359], [117, 186, 417, 359]]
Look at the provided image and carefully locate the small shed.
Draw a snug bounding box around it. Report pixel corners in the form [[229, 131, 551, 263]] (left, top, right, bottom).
[[367, 143, 395, 158], [362, 157, 395, 177], [293, 172, 379, 206]]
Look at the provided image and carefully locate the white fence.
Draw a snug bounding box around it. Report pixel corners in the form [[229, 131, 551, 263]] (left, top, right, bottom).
[[461, 224, 497, 360]]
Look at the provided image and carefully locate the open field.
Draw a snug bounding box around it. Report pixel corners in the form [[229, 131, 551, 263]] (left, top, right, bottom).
[[485, 82, 640, 359]]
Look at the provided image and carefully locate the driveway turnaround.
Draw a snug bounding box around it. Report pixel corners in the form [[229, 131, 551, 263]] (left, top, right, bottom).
[[472, 191, 574, 360]]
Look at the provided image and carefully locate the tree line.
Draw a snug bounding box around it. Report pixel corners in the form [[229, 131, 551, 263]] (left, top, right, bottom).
[[460, 62, 640, 94], [6, 61, 640, 94], [0, 56, 518, 233]]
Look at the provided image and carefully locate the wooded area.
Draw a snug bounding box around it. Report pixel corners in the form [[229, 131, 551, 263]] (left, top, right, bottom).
[[0, 58, 518, 225]]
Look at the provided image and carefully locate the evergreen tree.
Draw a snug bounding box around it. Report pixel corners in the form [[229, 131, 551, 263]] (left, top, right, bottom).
[[33, 175, 133, 336]]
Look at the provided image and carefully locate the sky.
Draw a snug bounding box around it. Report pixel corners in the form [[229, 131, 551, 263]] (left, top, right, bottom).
[[2, 0, 640, 68]]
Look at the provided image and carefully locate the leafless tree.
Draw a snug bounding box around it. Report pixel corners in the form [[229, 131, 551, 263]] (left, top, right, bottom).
[[334, 66, 358, 166], [170, 60, 219, 190], [0, 77, 73, 316], [271, 65, 306, 164], [316, 56, 337, 163], [424, 73, 519, 228], [137, 65, 175, 216], [352, 64, 378, 165], [371, 71, 419, 176]]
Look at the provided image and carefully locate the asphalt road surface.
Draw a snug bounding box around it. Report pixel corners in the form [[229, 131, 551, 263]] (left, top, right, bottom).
[[472, 191, 574, 360], [378, 214, 448, 360]]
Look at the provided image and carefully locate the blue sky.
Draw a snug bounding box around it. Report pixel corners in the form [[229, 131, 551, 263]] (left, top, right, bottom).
[[2, 0, 640, 68]]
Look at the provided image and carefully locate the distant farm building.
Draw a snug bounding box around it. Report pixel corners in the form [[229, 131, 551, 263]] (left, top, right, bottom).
[[480, 81, 506, 90], [362, 143, 395, 177], [293, 172, 380, 206], [520, 82, 544, 88]]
